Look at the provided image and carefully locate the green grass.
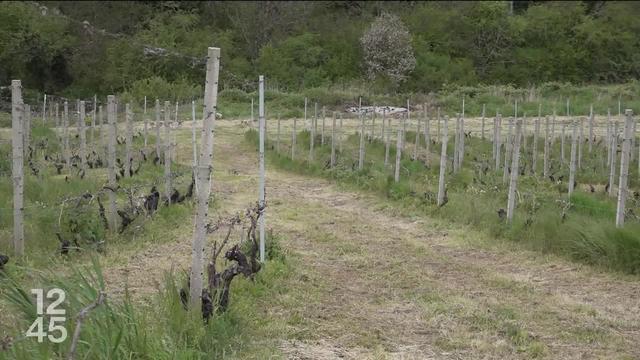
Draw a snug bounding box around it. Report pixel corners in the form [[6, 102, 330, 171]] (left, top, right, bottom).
[[245, 126, 640, 274]]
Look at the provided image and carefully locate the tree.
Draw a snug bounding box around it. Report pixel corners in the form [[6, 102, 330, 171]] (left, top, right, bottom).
[[360, 12, 416, 87]]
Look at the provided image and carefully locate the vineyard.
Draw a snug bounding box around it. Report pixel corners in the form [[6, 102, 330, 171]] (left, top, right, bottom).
[[2, 2, 640, 354]]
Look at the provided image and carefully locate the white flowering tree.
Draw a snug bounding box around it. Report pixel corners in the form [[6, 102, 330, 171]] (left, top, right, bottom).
[[360, 12, 416, 86]]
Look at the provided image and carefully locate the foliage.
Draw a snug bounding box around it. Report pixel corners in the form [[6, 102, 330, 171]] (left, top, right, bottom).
[[360, 12, 416, 87], [4, 2, 640, 96]]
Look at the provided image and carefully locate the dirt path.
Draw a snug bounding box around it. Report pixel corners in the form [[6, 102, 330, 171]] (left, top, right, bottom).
[[104, 121, 640, 359]]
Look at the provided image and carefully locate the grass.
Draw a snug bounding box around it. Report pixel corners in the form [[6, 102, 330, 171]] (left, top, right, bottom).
[[245, 124, 640, 274]]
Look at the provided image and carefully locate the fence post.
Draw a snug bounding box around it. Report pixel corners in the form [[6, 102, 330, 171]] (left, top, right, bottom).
[[413, 114, 421, 160], [609, 120, 618, 197], [481, 103, 486, 140], [276, 115, 281, 153], [424, 104, 431, 165], [437, 115, 449, 207], [606, 109, 612, 167], [251, 97, 254, 128], [42, 93, 47, 125], [314, 101, 318, 138], [568, 121, 578, 196], [453, 114, 459, 172], [578, 118, 583, 170], [616, 110, 634, 227], [339, 113, 343, 153], [384, 112, 390, 166], [458, 115, 465, 169], [589, 104, 594, 152], [89, 96, 95, 146], [358, 103, 365, 170], [258, 75, 266, 263], [143, 96, 148, 147], [436, 106, 441, 142], [190, 47, 220, 310], [164, 101, 172, 203], [63, 101, 70, 169], [191, 100, 198, 192], [55, 102, 60, 130], [79, 101, 87, 172], [23, 104, 30, 153], [394, 126, 402, 183], [370, 106, 376, 139], [125, 103, 133, 178], [331, 111, 336, 168], [11, 80, 24, 256], [99, 105, 105, 161], [304, 97, 308, 131], [543, 116, 550, 178], [321, 106, 326, 146], [507, 119, 523, 222], [155, 99, 161, 159], [503, 118, 513, 184], [532, 115, 539, 175], [309, 103, 315, 162], [292, 117, 297, 160], [495, 114, 502, 170], [107, 95, 117, 233], [561, 122, 566, 164]]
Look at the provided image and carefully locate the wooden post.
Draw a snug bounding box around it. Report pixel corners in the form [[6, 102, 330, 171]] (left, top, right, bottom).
[[251, 97, 254, 127], [23, 104, 30, 153], [606, 109, 612, 167], [506, 119, 522, 222], [42, 93, 47, 125], [276, 115, 281, 153], [124, 103, 133, 178], [609, 121, 618, 197], [191, 100, 198, 192], [589, 104, 594, 152], [304, 97, 308, 131], [437, 116, 449, 207], [309, 103, 315, 162], [155, 99, 161, 159], [258, 75, 266, 263], [436, 107, 441, 142], [339, 113, 343, 153], [481, 104, 486, 140], [458, 115, 465, 169], [578, 118, 583, 170], [561, 123, 566, 164], [331, 111, 336, 168], [63, 101, 70, 169], [292, 117, 297, 160], [616, 110, 634, 227], [543, 116, 550, 178], [453, 114, 460, 172], [11, 80, 24, 256], [492, 117, 497, 162], [190, 47, 220, 309], [394, 126, 402, 183], [358, 103, 365, 170], [143, 96, 148, 147], [503, 118, 513, 184], [370, 106, 376, 140], [424, 104, 431, 165], [321, 106, 326, 146], [381, 107, 386, 142], [79, 101, 87, 172], [495, 114, 502, 170], [55, 102, 60, 130], [173, 102, 178, 162], [99, 105, 105, 161], [314, 102, 318, 138], [532, 115, 540, 175], [91, 95, 96, 145], [413, 115, 421, 160], [384, 112, 390, 166], [107, 95, 117, 232], [164, 101, 172, 203], [568, 121, 578, 196]]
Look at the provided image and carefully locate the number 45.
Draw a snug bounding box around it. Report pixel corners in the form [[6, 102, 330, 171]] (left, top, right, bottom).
[[26, 288, 68, 343]]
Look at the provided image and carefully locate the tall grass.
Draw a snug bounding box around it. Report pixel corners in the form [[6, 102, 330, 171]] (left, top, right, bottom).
[[245, 126, 640, 274]]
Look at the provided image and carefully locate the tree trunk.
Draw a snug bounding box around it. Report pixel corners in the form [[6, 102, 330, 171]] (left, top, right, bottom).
[[11, 80, 24, 256], [190, 47, 220, 310]]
